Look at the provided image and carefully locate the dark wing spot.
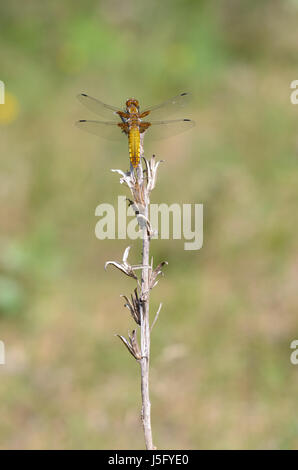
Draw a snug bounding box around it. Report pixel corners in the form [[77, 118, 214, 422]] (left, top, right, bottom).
[[81, 93, 87, 97], [183, 119, 191, 121], [79, 119, 87, 122], [181, 92, 187, 96]]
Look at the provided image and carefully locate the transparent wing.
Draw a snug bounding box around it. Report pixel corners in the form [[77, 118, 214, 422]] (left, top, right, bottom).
[[77, 93, 120, 120], [75, 120, 127, 141], [143, 119, 195, 141], [142, 92, 191, 120]]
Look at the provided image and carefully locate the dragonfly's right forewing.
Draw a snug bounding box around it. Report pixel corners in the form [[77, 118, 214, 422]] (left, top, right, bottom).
[[76, 120, 128, 141]]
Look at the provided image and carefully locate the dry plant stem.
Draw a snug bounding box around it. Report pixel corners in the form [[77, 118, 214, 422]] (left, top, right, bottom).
[[109, 146, 165, 449], [139, 168, 154, 450]]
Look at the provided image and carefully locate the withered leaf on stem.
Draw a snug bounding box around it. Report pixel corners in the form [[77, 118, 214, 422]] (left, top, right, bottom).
[[121, 288, 141, 325], [150, 261, 168, 289], [116, 330, 141, 360]]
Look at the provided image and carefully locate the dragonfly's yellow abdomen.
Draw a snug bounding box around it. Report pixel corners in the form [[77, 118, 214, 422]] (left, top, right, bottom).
[[128, 125, 141, 168]]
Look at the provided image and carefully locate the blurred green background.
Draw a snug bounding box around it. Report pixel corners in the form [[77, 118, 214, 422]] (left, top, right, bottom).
[[1, 0, 298, 449]]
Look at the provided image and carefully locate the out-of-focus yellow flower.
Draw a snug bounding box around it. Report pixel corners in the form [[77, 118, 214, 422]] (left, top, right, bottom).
[[0, 92, 20, 124]]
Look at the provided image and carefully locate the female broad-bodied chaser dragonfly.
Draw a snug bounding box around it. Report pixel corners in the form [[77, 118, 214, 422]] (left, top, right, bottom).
[[76, 92, 195, 168]]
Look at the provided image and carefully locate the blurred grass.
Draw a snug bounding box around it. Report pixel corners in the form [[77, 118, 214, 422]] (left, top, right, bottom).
[[0, 0, 298, 449]]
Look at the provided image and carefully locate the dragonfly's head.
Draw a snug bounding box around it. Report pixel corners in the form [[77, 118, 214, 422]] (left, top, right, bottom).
[[126, 98, 139, 113]]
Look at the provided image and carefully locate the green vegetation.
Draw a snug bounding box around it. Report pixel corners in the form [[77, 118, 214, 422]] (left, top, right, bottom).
[[0, 0, 298, 449]]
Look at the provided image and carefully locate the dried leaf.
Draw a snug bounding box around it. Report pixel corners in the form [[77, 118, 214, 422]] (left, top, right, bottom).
[[146, 155, 163, 192], [116, 334, 137, 359], [116, 330, 141, 360], [123, 246, 131, 264], [150, 261, 168, 289], [129, 329, 141, 359], [105, 260, 138, 280], [120, 290, 141, 325], [105, 246, 138, 280]]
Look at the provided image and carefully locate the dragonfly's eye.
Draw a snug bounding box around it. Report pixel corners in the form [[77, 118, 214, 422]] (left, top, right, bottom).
[[126, 98, 139, 109]]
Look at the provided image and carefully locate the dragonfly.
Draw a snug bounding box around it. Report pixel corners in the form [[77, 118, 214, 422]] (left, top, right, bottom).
[[76, 92, 195, 168]]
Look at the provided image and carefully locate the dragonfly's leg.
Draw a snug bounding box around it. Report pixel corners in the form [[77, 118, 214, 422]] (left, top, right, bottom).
[[118, 122, 129, 135]]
